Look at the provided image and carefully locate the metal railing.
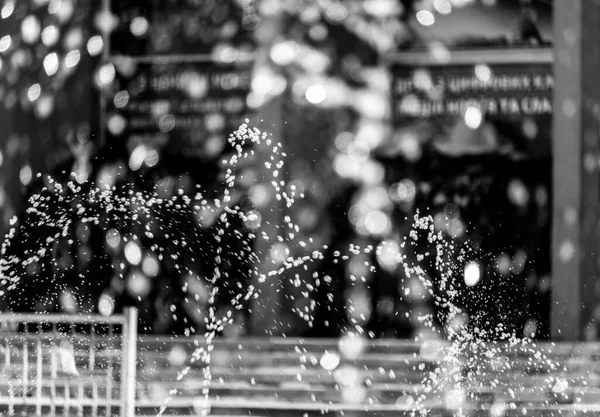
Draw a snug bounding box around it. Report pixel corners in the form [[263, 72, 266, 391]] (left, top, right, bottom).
[[0, 308, 137, 417]]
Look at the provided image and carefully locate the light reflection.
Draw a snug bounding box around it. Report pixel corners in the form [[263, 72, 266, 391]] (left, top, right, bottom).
[[376, 240, 400, 272], [105, 229, 121, 249], [126, 270, 151, 297], [129, 145, 148, 171], [27, 84, 41, 101], [474, 64, 492, 82], [141, 254, 159, 277], [305, 84, 327, 104], [390, 179, 416, 204], [59, 289, 77, 313], [0, 35, 12, 53], [86, 35, 104, 56], [107, 114, 127, 135], [41, 26, 59, 46], [433, 0, 452, 14], [464, 262, 481, 286], [444, 388, 466, 409], [270, 41, 297, 66], [64, 49, 81, 68], [34, 94, 54, 119], [98, 63, 116, 84], [54, 0, 74, 22], [124, 241, 143, 266], [416, 10, 435, 26], [130, 16, 149, 36], [319, 351, 340, 371], [1, 2, 14, 19], [21, 15, 41, 44], [338, 334, 365, 359], [43, 53, 59, 76], [464, 106, 482, 129], [20, 165, 33, 186], [113, 90, 130, 108], [98, 292, 115, 316]]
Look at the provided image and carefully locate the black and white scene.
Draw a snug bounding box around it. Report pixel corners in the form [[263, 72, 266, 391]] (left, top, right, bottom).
[[0, 0, 597, 416]]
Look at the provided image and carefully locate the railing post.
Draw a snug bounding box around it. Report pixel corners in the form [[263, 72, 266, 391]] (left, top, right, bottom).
[[120, 308, 138, 417], [551, 0, 600, 340]]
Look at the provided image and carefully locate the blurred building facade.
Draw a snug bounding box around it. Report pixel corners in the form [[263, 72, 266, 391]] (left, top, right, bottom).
[[0, 0, 555, 340]]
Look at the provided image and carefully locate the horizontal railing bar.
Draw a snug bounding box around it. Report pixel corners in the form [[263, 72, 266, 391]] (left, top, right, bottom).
[[138, 336, 600, 356], [0, 313, 125, 325], [0, 395, 122, 407], [123, 396, 600, 412]]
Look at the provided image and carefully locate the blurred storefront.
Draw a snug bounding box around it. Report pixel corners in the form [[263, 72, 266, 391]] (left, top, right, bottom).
[[0, 0, 581, 340]]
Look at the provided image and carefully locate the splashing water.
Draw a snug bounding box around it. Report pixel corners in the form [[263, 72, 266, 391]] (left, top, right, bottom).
[[0, 121, 565, 417], [395, 214, 565, 416]]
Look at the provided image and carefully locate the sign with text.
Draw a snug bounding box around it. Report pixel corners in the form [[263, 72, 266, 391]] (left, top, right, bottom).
[[106, 61, 252, 160], [392, 64, 553, 119], [391, 62, 553, 156]]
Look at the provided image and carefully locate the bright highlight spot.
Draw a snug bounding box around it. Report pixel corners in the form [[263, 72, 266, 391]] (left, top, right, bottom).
[[20, 165, 33, 186], [444, 388, 466, 409], [416, 10, 435, 26], [270, 41, 297, 66], [28, 84, 41, 101], [0, 35, 11, 53], [464, 106, 482, 129], [474, 64, 492, 82], [98, 292, 115, 316], [113, 90, 130, 108], [105, 229, 121, 248], [168, 345, 187, 367], [1, 2, 14, 19], [338, 333, 366, 359], [130, 16, 149, 36], [433, 0, 452, 14], [43, 53, 59, 76], [305, 84, 327, 104], [464, 262, 481, 286], [142, 255, 160, 277], [376, 240, 400, 272], [87, 35, 104, 56], [125, 271, 151, 297], [41, 25, 59, 46], [124, 241, 143, 265], [98, 63, 116, 84], [319, 351, 341, 371], [65, 50, 81, 68], [21, 15, 41, 44]]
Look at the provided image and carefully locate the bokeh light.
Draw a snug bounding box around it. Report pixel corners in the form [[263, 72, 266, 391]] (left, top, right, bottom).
[[124, 241, 143, 266], [464, 106, 483, 129], [416, 10, 435, 26], [464, 262, 481, 286]]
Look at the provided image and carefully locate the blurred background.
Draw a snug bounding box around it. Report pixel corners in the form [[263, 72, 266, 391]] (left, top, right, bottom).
[[0, 0, 554, 341]]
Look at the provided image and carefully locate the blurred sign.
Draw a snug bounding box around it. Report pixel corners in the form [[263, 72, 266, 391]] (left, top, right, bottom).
[[388, 49, 553, 156], [103, 0, 256, 161], [107, 61, 252, 160], [392, 63, 553, 119]]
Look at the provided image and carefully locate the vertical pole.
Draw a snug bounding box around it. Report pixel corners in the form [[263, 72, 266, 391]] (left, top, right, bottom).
[[106, 324, 113, 415], [50, 323, 56, 416], [22, 325, 28, 412], [551, 0, 600, 340], [120, 308, 137, 417], [36, 338, 42, 416]]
